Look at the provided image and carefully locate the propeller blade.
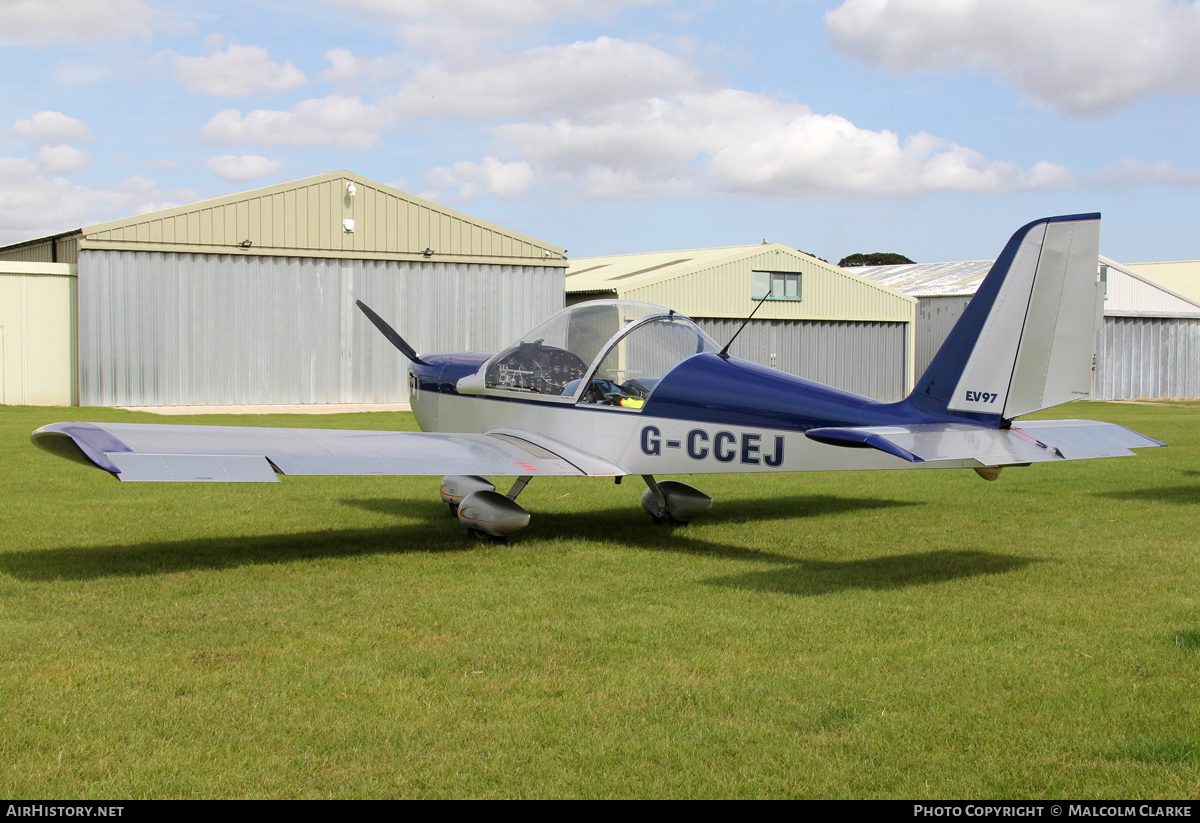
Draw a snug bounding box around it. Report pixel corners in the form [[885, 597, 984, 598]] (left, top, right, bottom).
[[356, 300, 427, 365]]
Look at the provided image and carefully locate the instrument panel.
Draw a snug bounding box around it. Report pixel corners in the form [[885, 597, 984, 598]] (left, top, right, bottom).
[[485, 343, 589, 396]]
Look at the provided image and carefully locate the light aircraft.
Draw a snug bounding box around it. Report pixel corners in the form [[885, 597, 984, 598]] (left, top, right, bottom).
[[32, 214, 1163, 540]]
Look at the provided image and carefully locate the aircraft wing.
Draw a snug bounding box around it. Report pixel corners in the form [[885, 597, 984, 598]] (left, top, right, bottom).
[[31, 422, 626, 482], [804, 419, 1165, 466]]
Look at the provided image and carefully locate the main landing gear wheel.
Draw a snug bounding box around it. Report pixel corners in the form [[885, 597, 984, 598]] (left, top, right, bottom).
[[467, 527, 507, 544]]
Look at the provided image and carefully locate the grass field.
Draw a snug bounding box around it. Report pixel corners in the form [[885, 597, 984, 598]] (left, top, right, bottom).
[[0, 401, 1197, 798]]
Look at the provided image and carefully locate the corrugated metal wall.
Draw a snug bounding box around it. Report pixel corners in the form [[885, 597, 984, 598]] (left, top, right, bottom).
[[0, 266, 77, 406], [1095, 316, 1200, 400], [78, 249, 563, 406], [0, 242, 53, 263], [0, 235, 80, 265], [694, 317, 907, 401], [915, 296, 972, 379]]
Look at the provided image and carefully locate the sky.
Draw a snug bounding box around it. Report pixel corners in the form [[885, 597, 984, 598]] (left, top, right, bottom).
[[1, 0, 1198, 264]]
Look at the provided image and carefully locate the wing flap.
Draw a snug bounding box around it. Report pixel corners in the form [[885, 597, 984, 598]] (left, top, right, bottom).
[[32, 422, 611, 482], [805, 420, 1163, 466], [107, 453, 281, 482]]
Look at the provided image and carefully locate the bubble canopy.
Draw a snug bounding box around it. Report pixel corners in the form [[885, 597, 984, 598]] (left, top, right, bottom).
[[457, 300, 721, 406]]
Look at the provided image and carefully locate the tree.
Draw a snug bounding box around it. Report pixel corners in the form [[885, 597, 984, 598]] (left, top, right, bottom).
[[838, 252, 915, 267]]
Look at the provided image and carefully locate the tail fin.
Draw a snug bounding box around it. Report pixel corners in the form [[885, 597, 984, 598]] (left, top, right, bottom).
[[908, 213, 1102, 423]]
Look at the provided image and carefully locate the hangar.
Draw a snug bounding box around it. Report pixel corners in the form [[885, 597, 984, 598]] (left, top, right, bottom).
[[0, 171, 565, 407], [855, 257, 1200, 401], [566, 244, 916, 401], [1127, 260, 1200, 303]]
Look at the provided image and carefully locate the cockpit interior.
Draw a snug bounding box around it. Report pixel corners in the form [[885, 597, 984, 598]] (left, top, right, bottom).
[[481, 300, 720, 409]]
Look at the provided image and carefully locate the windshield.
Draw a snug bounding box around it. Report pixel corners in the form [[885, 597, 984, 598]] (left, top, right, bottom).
[[576, 316, 720, 409], [483, 301, 663, 395]]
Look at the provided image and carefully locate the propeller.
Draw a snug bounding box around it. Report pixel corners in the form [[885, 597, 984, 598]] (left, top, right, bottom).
[[355, 300, 428, 365]]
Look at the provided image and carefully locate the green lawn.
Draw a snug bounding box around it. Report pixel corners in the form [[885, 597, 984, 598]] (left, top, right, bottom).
[[0, 402, 1197, 798]]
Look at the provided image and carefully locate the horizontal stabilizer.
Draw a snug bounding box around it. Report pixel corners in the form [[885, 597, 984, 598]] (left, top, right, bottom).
[[32, 422, 626, 482], [805, 420, 1163, 466]]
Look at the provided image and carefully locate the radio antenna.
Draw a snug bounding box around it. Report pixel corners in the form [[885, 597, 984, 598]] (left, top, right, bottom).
[[719, 286, 772, 358]]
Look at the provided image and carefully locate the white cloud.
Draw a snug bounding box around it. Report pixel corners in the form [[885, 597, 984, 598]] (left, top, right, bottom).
[[318, 0, 669, 58], [49, 65, 113, 85], [0, 157, 40, 181], [318, 48, 364, 83], [205, 154, 286, 182], [391, 37, 706, 120], [200, 96, 389, 150], [173, 44, 308, 96], [317, 48, 400, 85], [12, 112, 95, 145], [825, 0, 1200, 117], [323, 0, 661, 25], [0, 0, 161, 45], [706, 113, 1077, 197], [497, 90, 1075, 199], [1092, 159, 1200, 189], [35, 144, 91, 174], [0, 159, 198, 244], [426, 157, 535, 199]]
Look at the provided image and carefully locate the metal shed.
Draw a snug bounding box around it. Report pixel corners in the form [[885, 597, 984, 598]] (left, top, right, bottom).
[[854, 257, 1200, 401], [1096, 257, 1200, 400], [567, 244, 916, 401], [0, 261, 77, 406], [0, 171, 566, 407]]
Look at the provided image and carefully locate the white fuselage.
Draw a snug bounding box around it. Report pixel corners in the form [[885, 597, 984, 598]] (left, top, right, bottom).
[[413, 389, 975, 476]]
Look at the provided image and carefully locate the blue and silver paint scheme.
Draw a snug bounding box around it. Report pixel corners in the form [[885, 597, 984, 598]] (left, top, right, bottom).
[[30, 213, 1163, 505], [402, 212, 1158, 476]]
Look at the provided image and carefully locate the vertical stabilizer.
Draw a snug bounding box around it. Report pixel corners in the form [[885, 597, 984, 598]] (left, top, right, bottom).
[[909, 214, 1101, 422], [999, 218, 1101, 417]]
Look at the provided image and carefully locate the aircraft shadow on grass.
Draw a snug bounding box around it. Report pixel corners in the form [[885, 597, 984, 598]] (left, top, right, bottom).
[[1093, 484, 1200, 504], [704, 550, 1038, 597], [0, 493, 1033, 593], [345, 492, 920, 527]]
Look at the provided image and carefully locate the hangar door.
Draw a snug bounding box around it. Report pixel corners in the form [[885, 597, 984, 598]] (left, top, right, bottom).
[[0, 265, 77, 406], [694, 317, 908, 402]]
